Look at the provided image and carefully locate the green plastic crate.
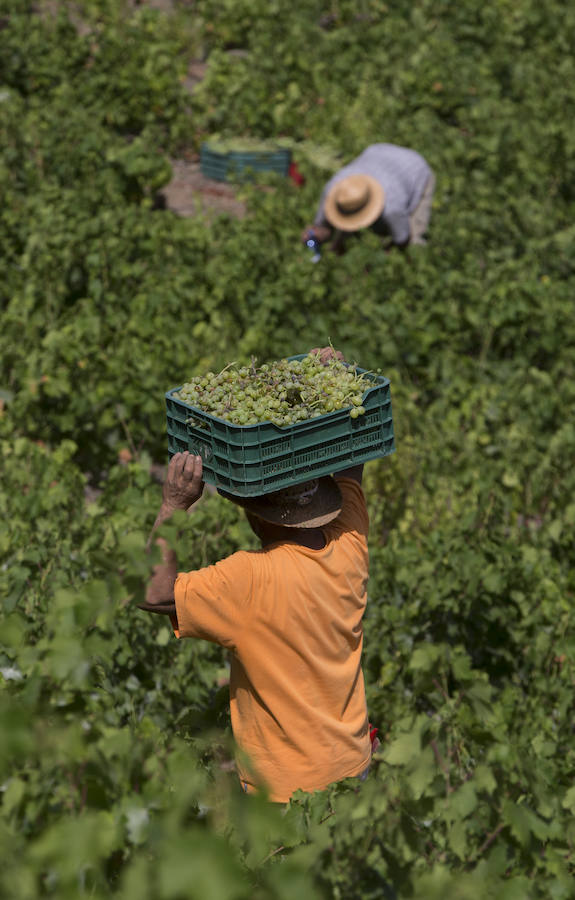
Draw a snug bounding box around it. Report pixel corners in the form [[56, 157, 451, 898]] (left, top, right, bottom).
[[200, 142, 291, 182], [165, 356, 395, 497]]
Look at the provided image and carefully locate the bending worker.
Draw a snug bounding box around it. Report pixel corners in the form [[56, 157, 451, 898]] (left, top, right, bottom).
[[302, 142, 435, 253]]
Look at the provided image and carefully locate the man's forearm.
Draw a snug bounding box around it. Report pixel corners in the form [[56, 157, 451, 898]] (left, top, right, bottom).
[[139, 452, 204, 618], [142, 535, 178, 614], [141, 502, 180, 615], [138, 598, 176, 615], [146, 500, 179, 551]]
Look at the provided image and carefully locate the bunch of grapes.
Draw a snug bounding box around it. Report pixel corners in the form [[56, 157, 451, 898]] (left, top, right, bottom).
[[176, 354, 371, 428]]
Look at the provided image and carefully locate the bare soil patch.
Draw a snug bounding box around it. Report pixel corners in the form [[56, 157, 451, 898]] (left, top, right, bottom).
[[160, 157, 247, 220]]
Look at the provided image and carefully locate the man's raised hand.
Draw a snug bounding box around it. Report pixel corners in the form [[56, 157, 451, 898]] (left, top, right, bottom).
[[162, 451, 204, 512]]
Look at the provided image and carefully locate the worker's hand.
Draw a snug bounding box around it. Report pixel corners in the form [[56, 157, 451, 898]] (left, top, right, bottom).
[[161, 451, 204, 512], [301, 224, 332, 244], [310, 346, 345, 366]]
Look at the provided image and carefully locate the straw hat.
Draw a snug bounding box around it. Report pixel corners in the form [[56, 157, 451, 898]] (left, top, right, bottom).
[[218, 476, 343, 529], [324, 174, 385, 232]]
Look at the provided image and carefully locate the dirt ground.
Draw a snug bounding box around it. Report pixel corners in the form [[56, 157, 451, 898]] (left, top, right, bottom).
[[160, 157, 247, 220]]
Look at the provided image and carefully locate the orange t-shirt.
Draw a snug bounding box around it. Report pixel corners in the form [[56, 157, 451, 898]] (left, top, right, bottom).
[[173, 477, 372, 803]]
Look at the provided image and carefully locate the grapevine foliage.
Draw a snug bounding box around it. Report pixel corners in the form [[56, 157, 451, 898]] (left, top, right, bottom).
[[1, 0, 575, 898]]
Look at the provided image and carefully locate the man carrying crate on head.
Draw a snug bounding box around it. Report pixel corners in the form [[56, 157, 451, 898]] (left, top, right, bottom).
[[139, 349, 379, 803]]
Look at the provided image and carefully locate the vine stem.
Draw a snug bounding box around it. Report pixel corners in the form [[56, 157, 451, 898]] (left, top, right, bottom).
[[260, 845, 285, 865], [473, 822, 505, 860], [217, 361, 237, 376], [432, 677, 449, 703], [116, 404, 138, 458], [430, 739, 452, 796]]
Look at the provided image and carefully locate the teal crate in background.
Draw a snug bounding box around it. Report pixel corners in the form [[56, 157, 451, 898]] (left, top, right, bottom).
[[200, 142, 291, 182], [165, 356, 395, 497]]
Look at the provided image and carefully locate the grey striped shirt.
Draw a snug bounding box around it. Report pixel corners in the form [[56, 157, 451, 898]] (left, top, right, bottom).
[[314, 143, 433, 245]]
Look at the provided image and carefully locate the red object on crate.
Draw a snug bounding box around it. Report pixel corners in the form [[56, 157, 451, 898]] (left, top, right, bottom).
[[289, 161, 305, 186]]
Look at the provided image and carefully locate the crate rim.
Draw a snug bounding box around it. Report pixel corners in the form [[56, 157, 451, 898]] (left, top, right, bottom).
[[166, 360, 390, 432], [201, 140, 291, 155]]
